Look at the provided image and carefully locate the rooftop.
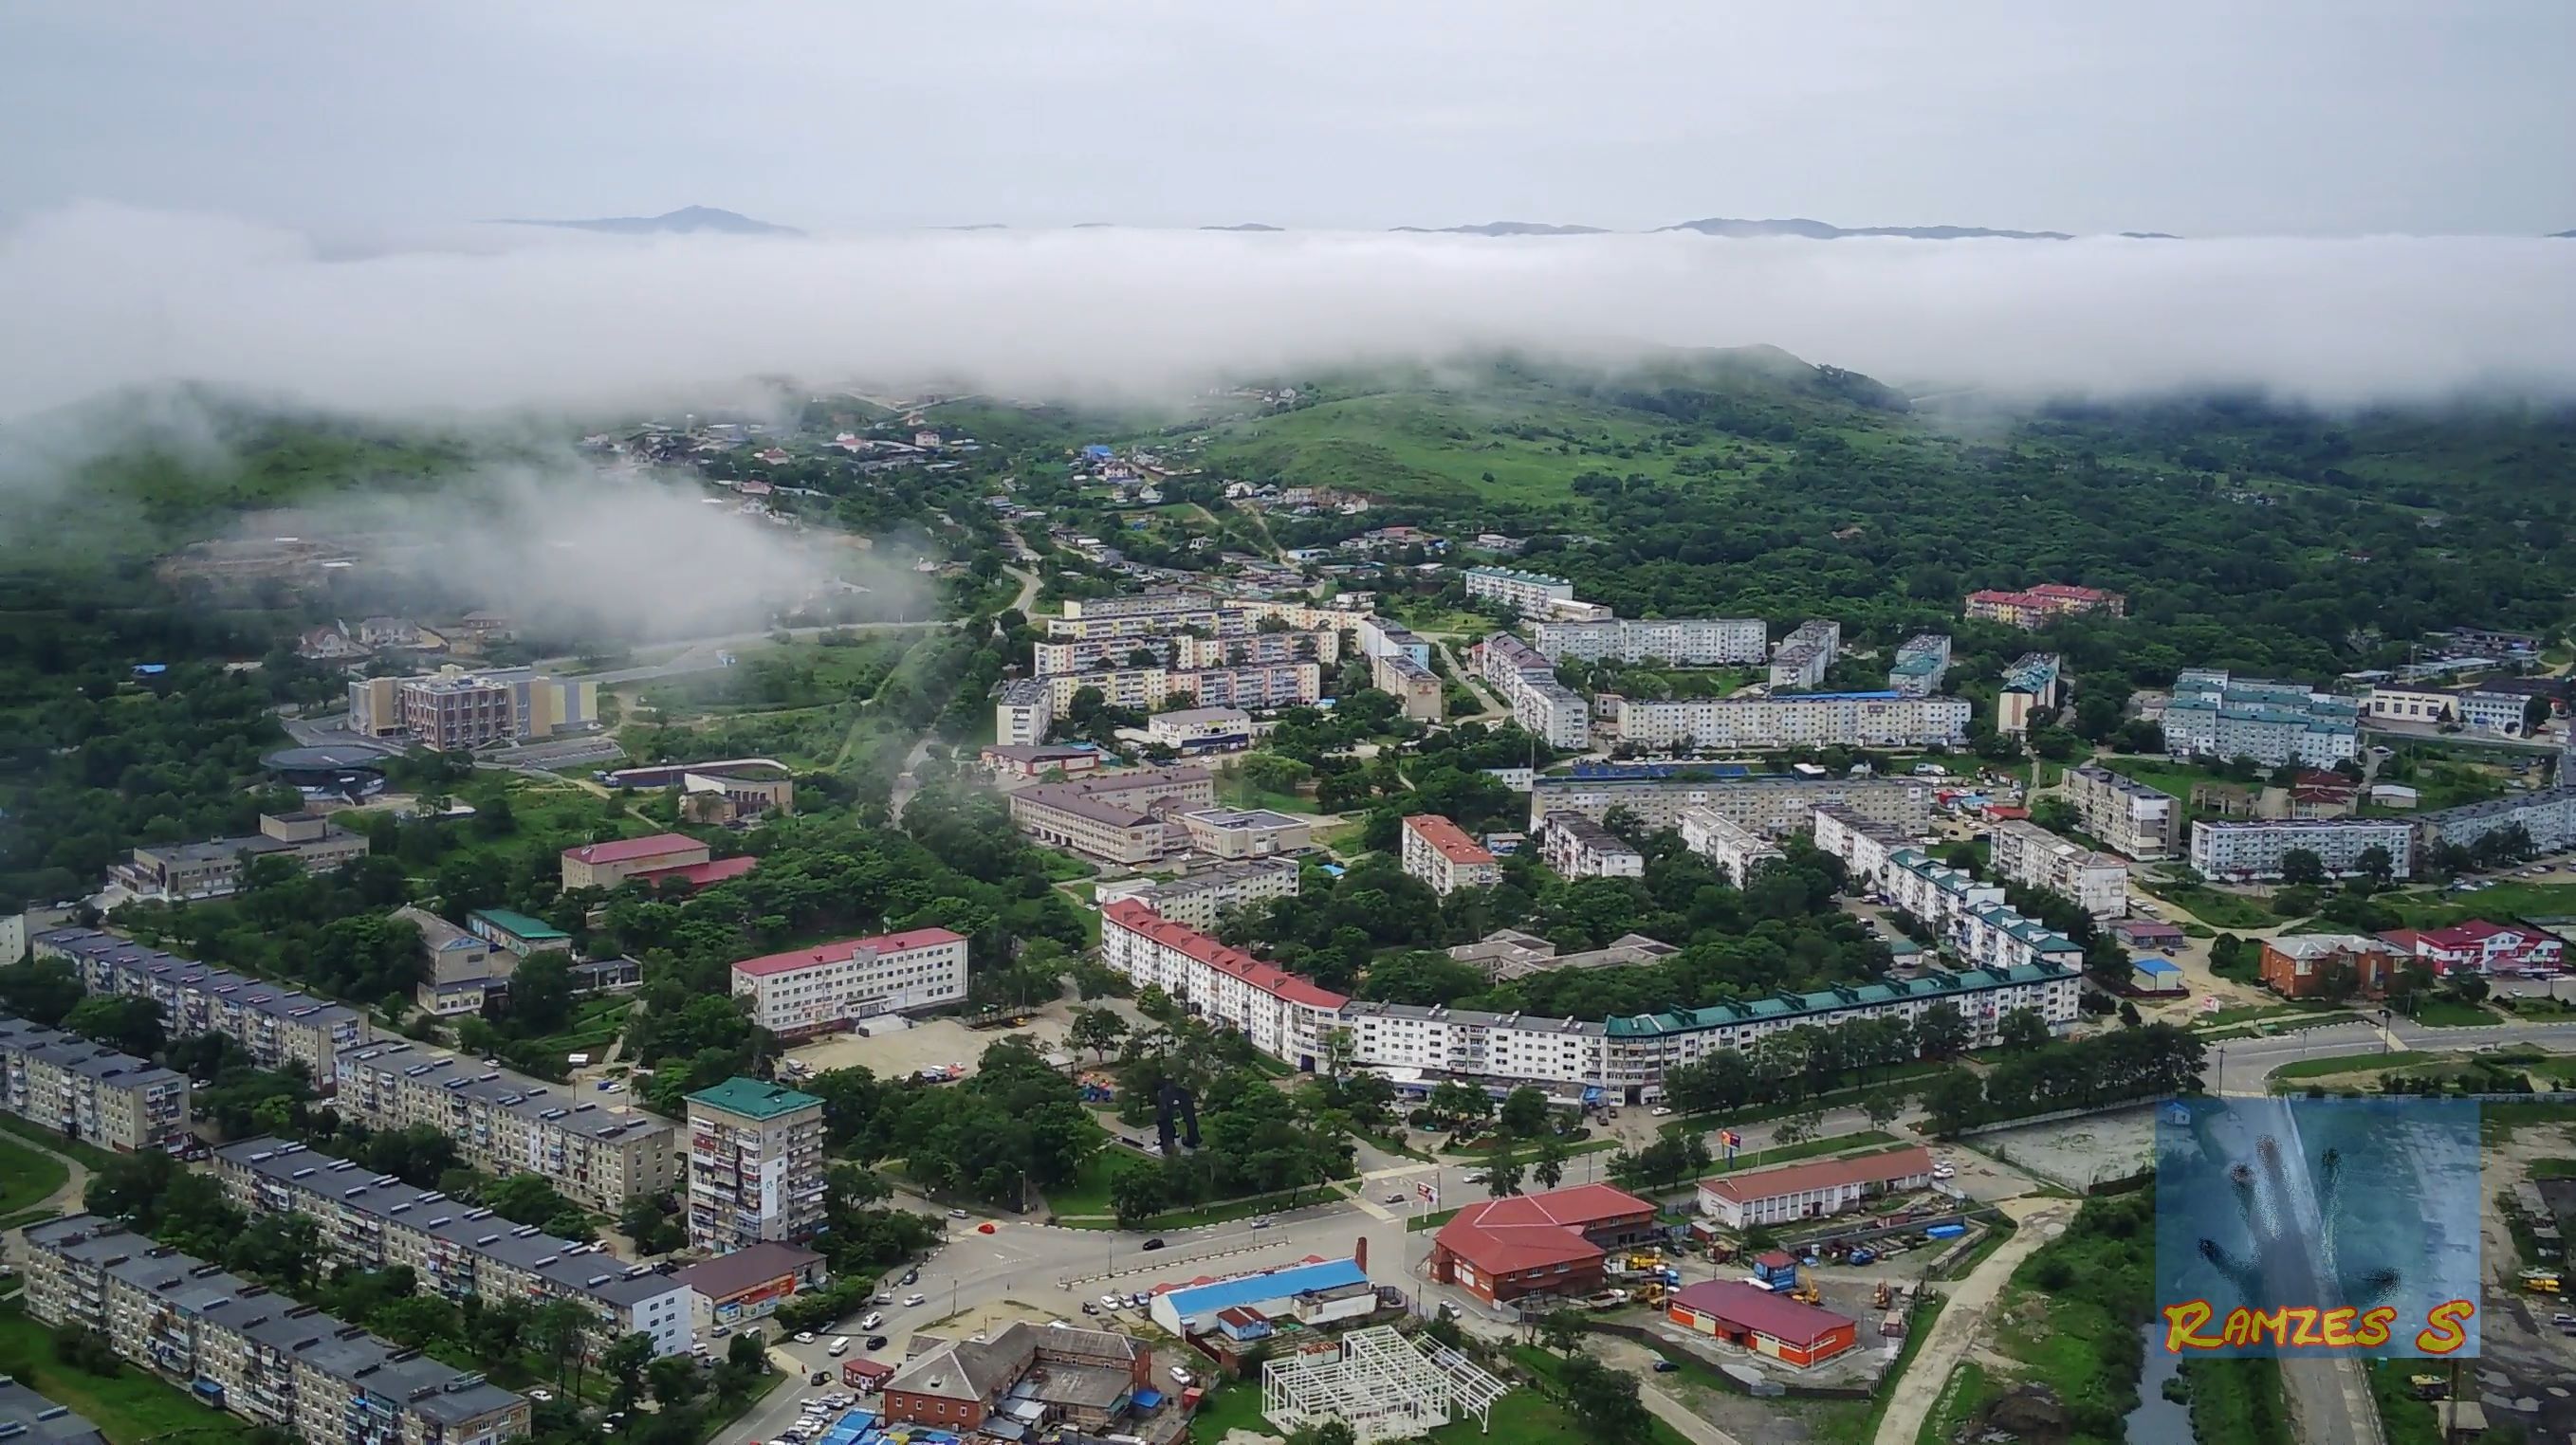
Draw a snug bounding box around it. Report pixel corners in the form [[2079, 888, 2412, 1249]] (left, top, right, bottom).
[[1405, 814, 1496, 866], [629, 855, 760, 889], [1157, 1256, 1367, 1319], [469, 907, 569, 942], [1601, 960, 2077, 1038], [1101, 901, 1346, 1009], [670, 1241, 827, 1301], [0, 1374, 108, 1445], [731, 926, 967, 978], [562, 832, 706, 866], [1667, 1280, 1857, 1348], [1435, 1183, 1655, 1275], [1150, 705, 1254, 726], [0, 1015, 187, 1095], [336, 1039, 676, 1144], [1696, 1146, 1935, 1205], [34, 928, 363, 1034], [686, 1076, 823, 1120]]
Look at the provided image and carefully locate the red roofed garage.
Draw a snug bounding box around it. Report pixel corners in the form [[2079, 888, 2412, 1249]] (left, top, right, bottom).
[[1429, 1183, 1658, 1304], [1666, 1280, 1858, 1368]]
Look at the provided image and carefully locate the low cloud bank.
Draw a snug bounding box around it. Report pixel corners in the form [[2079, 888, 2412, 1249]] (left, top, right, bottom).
[[4, 203, 2573, 430]]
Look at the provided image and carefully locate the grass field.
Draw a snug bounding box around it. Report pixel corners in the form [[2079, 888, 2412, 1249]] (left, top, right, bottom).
[[2270, 1049, 2438, 1081], [0, 1300, 218, 1444], [0, 1113, 120, 1174], [1686, 1130, 1901, 1183], [2136, 877, 2281, 929], [0, 1134, 71, 1218], [1916, 1360, 1992, 1444], [2384, 877, 2576, 928]]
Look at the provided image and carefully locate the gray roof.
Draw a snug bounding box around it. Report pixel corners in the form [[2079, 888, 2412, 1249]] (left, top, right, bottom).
[[24, 1216, 524, 1426], [334, 1039, 676, 1147], [214, 1138, 685, 1310], [0, 1015, 189, 1095], [0, 1376, 108, 1445], [670, 1241, 826, 1301], [32, 928, 363, 1034]]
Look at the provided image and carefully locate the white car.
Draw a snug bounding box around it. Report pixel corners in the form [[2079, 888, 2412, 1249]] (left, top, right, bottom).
[[1650, 1106, 1673, 1117], [1169, 1367, 1196, 1388], [1100, 1294, 1124, 1311], [904, 1292, 927, 1307], [859, 1312, 883, 1330], [795, 1331, 817, 1344], [528, 1389, 555, 1403]]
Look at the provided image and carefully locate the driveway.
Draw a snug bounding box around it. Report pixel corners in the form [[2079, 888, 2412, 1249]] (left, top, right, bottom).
[[1870, 1196, 2076, 1445]]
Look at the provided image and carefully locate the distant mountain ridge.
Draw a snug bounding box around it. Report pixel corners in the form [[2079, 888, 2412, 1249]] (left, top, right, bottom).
[[1657, 216, 2075, 240], [491, 206, 801, 236]]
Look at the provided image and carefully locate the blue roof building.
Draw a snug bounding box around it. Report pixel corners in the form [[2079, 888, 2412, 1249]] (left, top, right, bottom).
[[1146, 1256, 1371, 1334]]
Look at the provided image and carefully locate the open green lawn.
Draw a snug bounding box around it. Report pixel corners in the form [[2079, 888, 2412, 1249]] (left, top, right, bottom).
[[0, 1134, 71, 1217], [0, 1300, 222, 1444], [1917, 1360, 1995, 1445], [2136, 877, 2281, 929], [0, 1113, 120, 1174], [1505, 1345, 1701, 1445], [2403, 997, 2500, 1027], [2384, 877, 2576, 927], [2271, 1049, 2438, 1081]]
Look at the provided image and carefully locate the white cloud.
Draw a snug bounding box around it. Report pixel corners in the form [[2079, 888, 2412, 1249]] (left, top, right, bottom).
[[4, 203, 2573, 432]]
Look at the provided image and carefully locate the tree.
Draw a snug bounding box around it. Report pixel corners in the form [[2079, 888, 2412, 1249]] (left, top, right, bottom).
[[1998, 1007, 2051, 1054], [602, 1331, 657, 1412], [1498, 1085, 1553, 1138], [1532, 1135, 1569, 1192], [1863, 1092, 1905, 1132], [2526, 695, 2553, 738], [1536, 1309, 1587, 1356], [1111, 1162, 1168, 1227], [506, 949, 576, 1035], [1915, 1002, 1972, 1060], [2278, 849, 2328, 887], [1773, 1110, 1823, 1148], [618, 1193, 688, 1256], [2450, 973, 2492, 1005], [1922, 1069, 1986, 1137], [2354, 845, 2395, 886], [1483, 1142, 1525, 1198], [1068, 1008, 1130, 1062], [61, 995, 167, 1056], [727, 1331, 769, 1374], [1560, 1355, 1656, 1445], [648, 1353, 704, 1409]]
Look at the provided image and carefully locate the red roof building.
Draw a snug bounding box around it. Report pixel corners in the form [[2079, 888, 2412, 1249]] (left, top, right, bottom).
[[1401, 814, 1502, 895], [1695, 1146, 1937, 1229], [1430, 1183, 1659, 1304], [730, 926, 972, 1037], [629, 854, 760, 891], [1962, 584, 2126, 630], [1099, 901, 1347, 1067], [1667, 1280, 1859, 1368], [2380, 920, 2565, 977], [560, 832, 710, 889]]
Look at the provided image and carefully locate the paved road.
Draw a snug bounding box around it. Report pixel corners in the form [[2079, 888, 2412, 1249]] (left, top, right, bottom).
[[1871, 1196, 2076, 1445], [2209, 1015, 2576, 1093]]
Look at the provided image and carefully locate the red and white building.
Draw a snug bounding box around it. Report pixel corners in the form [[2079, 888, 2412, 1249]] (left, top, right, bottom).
[[1401, 814, 1501, 894], [1961, 583, 2126, 630], [1429, 1184, 1661, 1304], [1666, 1280, 1859, 1368], [2378, 921, 2566, 978], [1099, 901, 1347, 1070], [730, 927, 971, 1038], [1694, 1146, 1937, 1229], [560, 833, 710, 889]]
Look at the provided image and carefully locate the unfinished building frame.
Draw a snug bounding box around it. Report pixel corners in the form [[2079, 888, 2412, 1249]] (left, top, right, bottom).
[[1260, 1325, 1510, 1444]]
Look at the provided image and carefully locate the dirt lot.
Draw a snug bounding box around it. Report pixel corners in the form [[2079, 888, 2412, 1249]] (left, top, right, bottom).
[[783, 1007, 1075, 1079], [1960, 1103, 2161, 1194], [2468, 1124, 2576, 1443]]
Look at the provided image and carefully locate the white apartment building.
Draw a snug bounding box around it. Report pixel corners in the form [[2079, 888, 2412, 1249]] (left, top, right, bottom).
[[1886, 635, 1954, 697], [1402, 814, 1502, 893], [1035, 661, 1320, 714], [685, 1077, 827, 1253], [1476, 632, 1591, 748], [1464, 566, 1576, 616], [2188, 818, 2416, 882], [730, 926, 970, 1040], [992, 678, 1054, 746], [1873, 851, 2007, 929], [0, 1015, 190, 1153], [1767, 620, 1841, 690], [31, 928, 366, 1090], [2161, 668, 2360, 768], [1605, 691, 1971, 751], [214, 1138, 692, 1357], [1091, 858, 1300, 931], [1956, 900, 2088, 973], [1371, 650, 1445, 722], [1531, 617, 1768, 667], [23, 1216, 530, 1445], [1354, 614, 1432, 668], [2421, 784, 2576, 856], [1678, 807, 1784, 886], [1987, 819, 2130, 919], [1098, 901, 1347, 1070], [2065, 766, 2183, 861], [1532, 773, 1933, 836], [1807, 804, 1913, 889], [1338, 1003, 1606, 1088], [333, 1040, 677, 1210], [1538, 812, 1645, 878]]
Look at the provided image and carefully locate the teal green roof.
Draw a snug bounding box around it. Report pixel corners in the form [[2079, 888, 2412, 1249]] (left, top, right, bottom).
[[470, 907, 568, 941], [687, 1076, 822, 1120], [1601, 961, 2075, 1038]]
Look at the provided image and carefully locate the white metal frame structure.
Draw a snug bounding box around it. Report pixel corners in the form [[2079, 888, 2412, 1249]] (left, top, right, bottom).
[[1260, 1326, 1511, 1443]]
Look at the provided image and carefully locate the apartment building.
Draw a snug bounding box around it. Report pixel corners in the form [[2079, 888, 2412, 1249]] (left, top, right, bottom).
[[2065, 766, 2183, 861], [1340, 1002, 1606, 1085], [1031, 660, 1320, 715], [1604, 691, 1971, 751], [992, 678, 1055, 746], [1872, 851, 2006, 930], [1808, 830, 2084, 973], [1464, 566, 1576, 616], [685, 1078, 826, 1253], [1807, 804, 1913, 888], [1767, 620, 1841, 690], [1962, 584, 2126, 629], [1886, 635, 1953, 696], [31, 928, 366, 1090], [1678, 808, 1783, 886], [1996, 653, 2064, 736], [213, 1138, 691, 1357], [22, 1216, 530, 1445], [113, 812, 371, 904], [1091, 858, 1301, 931], [2188, 818, 2416, 882], [1097, 902, 1347, 1070], [1987, 819, 2129, 919], [2161, 669, 2359, 768], [2422, 784, 2576, 857], [1531, 617, 1768, 667], [348, 667, 596, 751], [333, 1040, 676, 1210], [1370, 649, 1445, 722], [1531, 772, 1933, 836], [1054, 589, 1217, 622], [0, 1015, 189, 1153], [0, 1376, 107, 1445], [730, 927, 970, 1040], [1402, 814, 1501, 894], [1957, 900, 2088, 973], [1353, 615, 1432, 668], [559, 833, 710, 890], [1475, 631, 1590, 748], [1005, 767, 1215, 864], [1538, 812, 1645, 878]]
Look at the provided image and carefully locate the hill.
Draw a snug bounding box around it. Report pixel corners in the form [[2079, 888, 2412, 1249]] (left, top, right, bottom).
[[1659, 216, 2076, 240], [495, 206, 802, 236]]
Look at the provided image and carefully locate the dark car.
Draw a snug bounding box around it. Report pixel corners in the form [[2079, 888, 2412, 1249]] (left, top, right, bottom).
[[866, 1334, 889, 1350], [1142, 1238, 1166, 1251], [1652, 1361, 1680, 1373], [901, 1269, 920, 1286]]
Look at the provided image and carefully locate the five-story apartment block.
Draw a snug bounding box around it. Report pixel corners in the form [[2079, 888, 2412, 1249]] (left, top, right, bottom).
[[334, 1040, 676, 1211]]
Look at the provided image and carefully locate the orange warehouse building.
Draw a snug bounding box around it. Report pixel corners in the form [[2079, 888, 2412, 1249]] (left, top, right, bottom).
[[1667, 1280, 1859, 1368]]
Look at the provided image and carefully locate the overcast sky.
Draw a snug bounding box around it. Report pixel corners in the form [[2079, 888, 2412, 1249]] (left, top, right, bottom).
[[5, 1, 2571, 237]]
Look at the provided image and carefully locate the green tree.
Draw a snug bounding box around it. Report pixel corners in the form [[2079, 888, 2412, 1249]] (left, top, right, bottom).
[[1532, 1134, 1569, 1192], [1112, 1162, 1168, 1227], [2278, 849, 2328, 887], [1915, 1002, 1972, 1059], [601, 1331, 657, 1411], [1069, 1008, 1130, 1061], [1498, 1085, 1553, 1138], [1561, 1355, 1656, 1445], [1536, 1309, 1587, 1356], [1998, 1007, 2051, 1053], [506, 949, 577, 1035], [62, 995, 167, 1056]]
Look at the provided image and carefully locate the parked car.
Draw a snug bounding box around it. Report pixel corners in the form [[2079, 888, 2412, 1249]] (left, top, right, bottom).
[[1168, 1367, 1196, 1387], [1652, 1360, 1679, 1373], [1251, 1216, 1273, 1229], [795, 1332, 817, 1344], [1081, 1301, 1100, 1315], [1130, 1292, 1151, 1308], [1650, 1106, 1673, 1117], [1383, 1193, 1408, 1205], [948, 1208, 969, 1218], [866, 1335, 888, 1350], [529, 1389, 555, 1403]]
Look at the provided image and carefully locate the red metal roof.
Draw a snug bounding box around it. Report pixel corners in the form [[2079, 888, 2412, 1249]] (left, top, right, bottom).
[[1697, 1146, 1936, 1206], [1405, 814, 1496, 866], [562, 833, 706, 866], [1432, 1183, 1656, 1276], [1669, 1280, 1856, 1348], [631, 855, 759, 888], [1101, 900, 1348, 1009], [733, 926, 969, 978]]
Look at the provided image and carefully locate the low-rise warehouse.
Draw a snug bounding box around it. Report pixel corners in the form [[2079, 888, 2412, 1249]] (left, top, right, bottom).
[[1148, 1253, 1376, 1336], [1667, 1279, 1860, 1368], [1694, 1146, 1937, 1229]]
